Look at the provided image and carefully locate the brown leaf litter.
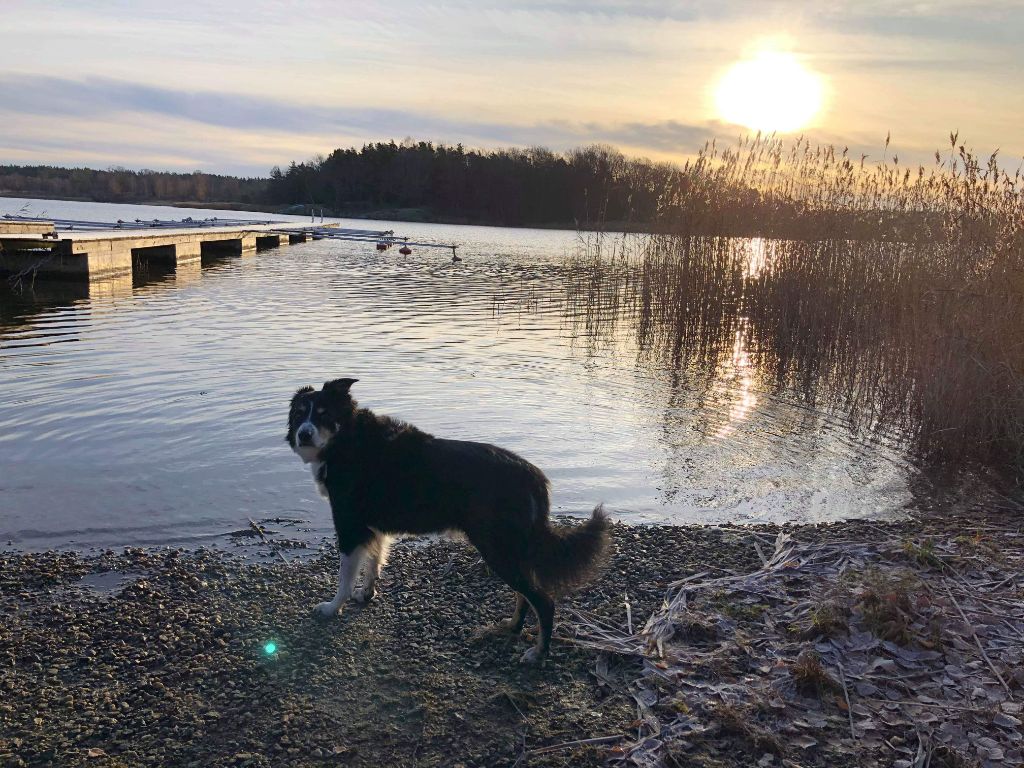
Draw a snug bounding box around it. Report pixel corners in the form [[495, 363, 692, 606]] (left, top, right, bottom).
[[564, 515, 1024, 768]]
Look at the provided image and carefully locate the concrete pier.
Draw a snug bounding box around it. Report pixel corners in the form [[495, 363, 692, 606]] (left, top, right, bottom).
[[0, 222, 328, 281]]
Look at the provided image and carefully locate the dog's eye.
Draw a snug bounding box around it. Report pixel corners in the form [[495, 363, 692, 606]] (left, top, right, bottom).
[[317, 408, 326, 414]]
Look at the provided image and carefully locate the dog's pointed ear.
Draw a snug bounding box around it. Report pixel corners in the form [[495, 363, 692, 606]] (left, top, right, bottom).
[[322, 378, 358, 397]]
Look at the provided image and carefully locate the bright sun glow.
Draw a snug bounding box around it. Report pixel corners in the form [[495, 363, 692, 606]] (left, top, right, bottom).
[[715, 51, 824, 133]]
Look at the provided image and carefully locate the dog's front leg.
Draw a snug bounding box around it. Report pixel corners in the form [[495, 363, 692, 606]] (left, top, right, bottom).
[[315, 545, 367, 618], [353, 534, 392, 603]]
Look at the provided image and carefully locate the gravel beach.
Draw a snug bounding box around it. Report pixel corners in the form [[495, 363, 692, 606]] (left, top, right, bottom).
[[2, 513, 1021, 767]]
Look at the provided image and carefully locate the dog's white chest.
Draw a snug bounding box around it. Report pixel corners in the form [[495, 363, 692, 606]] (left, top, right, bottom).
[[310, 461, 329, 498]]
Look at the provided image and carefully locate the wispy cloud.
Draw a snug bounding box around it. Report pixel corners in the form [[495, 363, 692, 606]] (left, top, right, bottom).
[[0, 75, 724, 171]]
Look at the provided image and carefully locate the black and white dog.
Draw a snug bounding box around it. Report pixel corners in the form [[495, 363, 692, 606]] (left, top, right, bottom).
[[287, 378, 609, 663]]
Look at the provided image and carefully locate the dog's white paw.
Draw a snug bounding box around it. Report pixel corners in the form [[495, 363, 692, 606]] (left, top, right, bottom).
[[314, 601, 340, 618], [519, 646, 546, 665], [352, 584, 377, 604]]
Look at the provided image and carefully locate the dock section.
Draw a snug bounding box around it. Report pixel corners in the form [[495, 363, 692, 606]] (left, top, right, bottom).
[[1, 215, 460, 288], [0, 219, 55, 236], [0, 220, 329, 281]]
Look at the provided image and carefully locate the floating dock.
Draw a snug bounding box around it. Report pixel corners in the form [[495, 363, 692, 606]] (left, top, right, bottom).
[[0, 218, 337, 282], [0, 215, 459, 285]]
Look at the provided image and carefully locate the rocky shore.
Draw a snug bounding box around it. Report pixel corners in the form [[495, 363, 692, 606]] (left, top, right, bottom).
[[2, 511, 1021, 767]]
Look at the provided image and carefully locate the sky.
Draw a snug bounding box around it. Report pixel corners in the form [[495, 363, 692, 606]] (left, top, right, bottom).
[[1, 0, 1021, 177]]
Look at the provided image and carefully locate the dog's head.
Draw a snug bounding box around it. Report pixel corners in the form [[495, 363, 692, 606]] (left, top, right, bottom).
[[286, 378, 358, 463]]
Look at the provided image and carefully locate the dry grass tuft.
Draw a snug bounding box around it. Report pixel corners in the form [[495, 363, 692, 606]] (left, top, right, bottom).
[[667, 609, 721, 644], [851, 568, 926, 645], [707, 701, 785, 756], [804, 597, 851, 638], [790, 648, 840, 696], [931, 745, 983, 768], [902, 538, 944, 569]]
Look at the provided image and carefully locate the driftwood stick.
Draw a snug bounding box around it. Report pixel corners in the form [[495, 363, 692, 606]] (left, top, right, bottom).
[[856, 697, 987, 713], [837, 661, 857, 742], [986, 573, 1018, 592], [529, 734, 625, 755], [668, 570, 711, 588], [503, 691, 527, 721], [248, 517, 290, 564]]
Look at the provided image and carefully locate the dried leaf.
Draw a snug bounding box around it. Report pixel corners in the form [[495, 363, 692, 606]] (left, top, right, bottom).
[[995, 712, 1019, 729], [791, 735, 817, 749]]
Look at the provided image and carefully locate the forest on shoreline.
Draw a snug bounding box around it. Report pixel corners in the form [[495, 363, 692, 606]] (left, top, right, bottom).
[[1, 141, 685, 229]]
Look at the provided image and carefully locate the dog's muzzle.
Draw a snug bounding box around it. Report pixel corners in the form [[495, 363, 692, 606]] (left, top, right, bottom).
[[296, 425, 316, 447]]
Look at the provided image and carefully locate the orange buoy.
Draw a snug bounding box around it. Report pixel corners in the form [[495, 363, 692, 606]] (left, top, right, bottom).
[[398, 246, 412, 255]]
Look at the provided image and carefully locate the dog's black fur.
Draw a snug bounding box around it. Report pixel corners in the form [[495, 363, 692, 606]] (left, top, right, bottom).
[[287, 378, 609, 662]]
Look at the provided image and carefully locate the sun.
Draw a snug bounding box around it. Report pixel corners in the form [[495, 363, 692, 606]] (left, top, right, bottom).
[[715, 50, 824, 133]]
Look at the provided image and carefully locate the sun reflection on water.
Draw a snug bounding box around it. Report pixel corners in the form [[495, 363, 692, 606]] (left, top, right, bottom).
[[711, 318, 757, 438], [707, 239, 768, 438], [743, 237, 768, 278]]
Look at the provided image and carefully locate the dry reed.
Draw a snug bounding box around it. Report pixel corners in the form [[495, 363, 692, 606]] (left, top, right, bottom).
[[566, 133, 1024, 481]]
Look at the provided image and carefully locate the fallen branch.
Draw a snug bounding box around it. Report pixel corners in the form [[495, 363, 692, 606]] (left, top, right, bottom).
[[528, 734, 625, 755], [247, 517, 290, 564], [944, 580, 1011, 696], [836, 661, 857, 742]]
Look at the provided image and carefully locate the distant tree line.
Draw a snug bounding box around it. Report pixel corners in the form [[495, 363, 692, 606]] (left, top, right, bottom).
[[0, 143, 684, 228], [267, 141, 680, 227], [266, 140, 939, 238], [0, 139, 946, 239], [0, 165, 267, 206]]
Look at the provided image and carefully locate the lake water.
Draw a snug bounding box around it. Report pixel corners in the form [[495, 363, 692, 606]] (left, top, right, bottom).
[[0, 197, 913, 551]]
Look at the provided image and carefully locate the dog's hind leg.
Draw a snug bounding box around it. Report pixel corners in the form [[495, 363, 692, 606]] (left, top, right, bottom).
[[474, 594, 529, 638], [515, 585, 554, 664], [480, 579, 554, 663], [474, 554, 555, 661], [354, 534, 392, 604], [315, 544, 370, 618], [468, 525, 556, 662]]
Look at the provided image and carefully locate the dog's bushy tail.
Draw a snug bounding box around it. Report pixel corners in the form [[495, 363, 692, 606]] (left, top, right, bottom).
[[528, 505, 611, 594]]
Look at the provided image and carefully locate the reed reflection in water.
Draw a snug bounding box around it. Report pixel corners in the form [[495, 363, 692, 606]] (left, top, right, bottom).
[[565, 229, 1024, 480]]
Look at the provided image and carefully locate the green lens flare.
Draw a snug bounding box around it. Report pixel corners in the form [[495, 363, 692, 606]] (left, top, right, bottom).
[[264, 642, 277, 655]]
